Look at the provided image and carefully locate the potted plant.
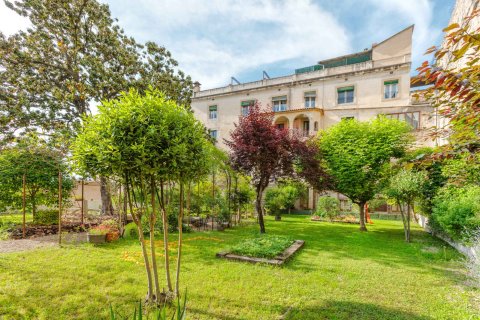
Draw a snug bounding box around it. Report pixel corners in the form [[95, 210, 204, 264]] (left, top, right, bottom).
[[101, 219, 120, 242], [87, 225, 108, 244]]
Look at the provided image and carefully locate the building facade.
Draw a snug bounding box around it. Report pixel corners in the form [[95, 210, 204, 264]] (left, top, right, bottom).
[[191, 25, 437, 209]]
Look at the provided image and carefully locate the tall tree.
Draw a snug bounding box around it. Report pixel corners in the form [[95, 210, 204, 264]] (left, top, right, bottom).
[[319, 117, 412, 231], [0, 0, 193, 213], [226, 104, 297, 233]]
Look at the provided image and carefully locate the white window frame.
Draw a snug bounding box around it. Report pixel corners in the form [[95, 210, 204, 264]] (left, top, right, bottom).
[[272, 96, 287, 112], [209, 105, 217, 120], [383, 79, 399, 100], [337, 86, 355, 105], [304, 91, 316, 108]]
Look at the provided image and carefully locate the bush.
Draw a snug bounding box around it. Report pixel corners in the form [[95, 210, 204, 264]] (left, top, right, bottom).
[[33, 209, 58, 225], [431, 185, 480, 241], [265, 184, 300, 217], [230, 235, 293, 259], [315, 196, 340, 221]]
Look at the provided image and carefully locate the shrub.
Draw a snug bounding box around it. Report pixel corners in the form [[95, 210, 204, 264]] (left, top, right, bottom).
[[431, 185, 480, 241], [265, 184, 301, 217], [33, 209, 58, 225], [315, 196, 340, 221], [230, 235, 293, 259]]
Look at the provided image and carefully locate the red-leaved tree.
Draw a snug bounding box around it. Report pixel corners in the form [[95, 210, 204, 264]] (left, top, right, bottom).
[[293, 137, 333, 194], [225, 103, 297, 233]]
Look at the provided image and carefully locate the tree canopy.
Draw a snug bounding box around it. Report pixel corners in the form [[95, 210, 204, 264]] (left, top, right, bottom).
[[0, 0, 192, 141], [226, 103, 298, 233], [319, 117, 412, 231]]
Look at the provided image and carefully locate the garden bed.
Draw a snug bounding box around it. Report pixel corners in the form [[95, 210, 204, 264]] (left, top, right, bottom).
[[217, 239, 305, 266]]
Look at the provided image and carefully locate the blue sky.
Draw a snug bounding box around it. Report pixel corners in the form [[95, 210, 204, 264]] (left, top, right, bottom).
[[0, 0, 455, 89]]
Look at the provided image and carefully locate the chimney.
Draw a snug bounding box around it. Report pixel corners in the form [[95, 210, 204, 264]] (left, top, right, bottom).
[[193, 81, 201, 94]]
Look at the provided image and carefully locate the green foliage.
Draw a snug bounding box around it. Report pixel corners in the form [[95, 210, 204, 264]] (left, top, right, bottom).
[[0, 0, 192, 140], [442, 152, 480, 187], [264, 182, 303, 217], [384, 169, 426, 207], [315, 196, 340, 221], [319, 116, 412, 205], [230, 234, 293, 259], [431, 185, 480, 241], [33, 209, 59, 225], [0, 136, 73, 215], [109, 292, 187, 320]]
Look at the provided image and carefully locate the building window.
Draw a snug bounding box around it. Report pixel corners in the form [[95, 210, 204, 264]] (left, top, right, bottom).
[[314, 121, 318, 131], [302, 120, 310, 137], [276, 123, 285, 130], [209, 105, 217, 119], [241, 100, 255, 116], [337, 86, 354, 104], [209, 129, 218, 140], [385, 112, 420, 129], [384, 80, 399, 99], [272, 96, 287, 112], [304, 91, 316, 108]]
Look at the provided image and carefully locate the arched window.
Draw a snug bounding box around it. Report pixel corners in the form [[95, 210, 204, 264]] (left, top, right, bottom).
[[314, 121, 318, 131]]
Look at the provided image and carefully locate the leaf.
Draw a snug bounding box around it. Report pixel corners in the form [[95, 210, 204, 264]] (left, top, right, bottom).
[[443, 23, 459, 32]]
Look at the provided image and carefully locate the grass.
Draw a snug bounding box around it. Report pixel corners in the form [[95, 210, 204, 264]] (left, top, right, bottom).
[[0, 215, 478, 320], [230, 235, 293, 258], [0, 213, 33, 225]]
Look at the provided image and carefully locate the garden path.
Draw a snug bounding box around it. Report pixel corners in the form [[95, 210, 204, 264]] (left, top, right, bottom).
[[0, 232, 87, 253]]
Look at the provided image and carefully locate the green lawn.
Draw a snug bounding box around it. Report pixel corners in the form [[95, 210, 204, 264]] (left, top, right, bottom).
[[0, 213, 33, 225], [0, 215, 478, 319]]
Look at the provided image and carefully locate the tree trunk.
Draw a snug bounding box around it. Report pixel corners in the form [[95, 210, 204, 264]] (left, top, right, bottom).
[[398, 202, 408, 242], [406, 203, 411, 242], [100, 176, 114, 215], [149, 177, 161, 302], [175, 182, 184, 296], [160, 182, 173, 293], [358, 201, 367, 231], [126, 177, 153, 301], [256, 185, 266, 234]]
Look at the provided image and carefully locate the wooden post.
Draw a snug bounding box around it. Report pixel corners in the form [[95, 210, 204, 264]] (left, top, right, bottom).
[[22, 173, 26, 239], [58, 170, 62, 245], [81, 179, 84, 226]]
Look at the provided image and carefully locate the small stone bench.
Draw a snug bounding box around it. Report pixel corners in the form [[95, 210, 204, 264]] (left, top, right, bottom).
[[216, 240, 304, 266]]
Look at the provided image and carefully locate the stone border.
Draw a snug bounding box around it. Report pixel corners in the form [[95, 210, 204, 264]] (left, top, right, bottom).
[[216, 240, 305, 266], [311, 218, 359, 224]]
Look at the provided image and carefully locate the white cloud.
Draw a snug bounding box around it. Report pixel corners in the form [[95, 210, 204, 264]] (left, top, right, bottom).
[[106, 0, 351, 89], [0, 2, 30, 36]]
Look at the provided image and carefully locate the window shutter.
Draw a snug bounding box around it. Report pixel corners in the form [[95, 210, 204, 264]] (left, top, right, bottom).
[[241, 100, 255, 106], [304, 91, 316, 97], [272, 95, 287, 102], [337, 86, 354, 93], [384, 80, 399, 85]]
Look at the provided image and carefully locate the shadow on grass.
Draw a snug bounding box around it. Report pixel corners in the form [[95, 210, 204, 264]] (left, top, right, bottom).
[[287, 300, 432, 320]]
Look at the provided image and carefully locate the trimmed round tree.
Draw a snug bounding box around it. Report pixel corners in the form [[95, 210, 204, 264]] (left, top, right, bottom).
[[73, 88, 210, 303], [319, 117, 412, 231]]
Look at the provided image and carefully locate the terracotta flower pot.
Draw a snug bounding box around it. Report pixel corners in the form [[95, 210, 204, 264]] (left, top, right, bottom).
[[106, 231, 120, 242]]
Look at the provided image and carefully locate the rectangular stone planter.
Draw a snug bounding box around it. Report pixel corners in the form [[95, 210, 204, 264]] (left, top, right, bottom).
[[217, 240, 304, 266], [87, 233, 106, 244]]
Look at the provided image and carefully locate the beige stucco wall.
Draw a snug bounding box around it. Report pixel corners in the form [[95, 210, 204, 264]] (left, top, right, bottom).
[[191, 26, 440, 209], [71, 181, 102, 212]]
